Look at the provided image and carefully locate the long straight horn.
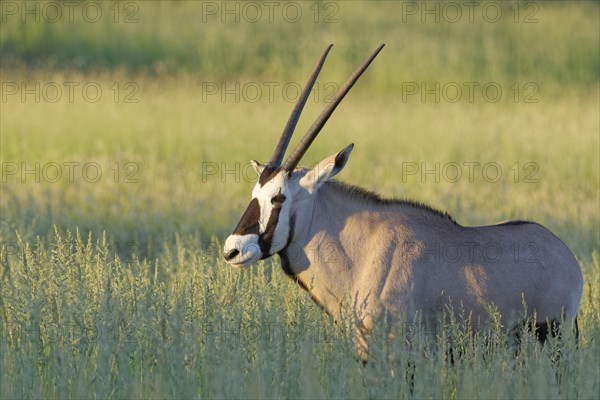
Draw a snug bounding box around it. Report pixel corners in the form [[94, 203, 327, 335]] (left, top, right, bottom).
[[267, 44, 334, 169], [281, 44, 385, 173]]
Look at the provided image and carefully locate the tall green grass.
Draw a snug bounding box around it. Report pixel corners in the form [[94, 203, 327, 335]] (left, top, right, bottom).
[[1, 230, 598, 398]]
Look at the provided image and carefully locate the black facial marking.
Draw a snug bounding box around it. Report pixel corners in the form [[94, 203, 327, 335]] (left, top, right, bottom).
[[277, 214, 295, 274], [259, 166, 281, 186], [232, 198, 260, 235], [258, 197, 283, 255]]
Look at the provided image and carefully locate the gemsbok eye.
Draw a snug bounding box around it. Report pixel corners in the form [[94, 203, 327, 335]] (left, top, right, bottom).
[[271, 194, 286, 204]]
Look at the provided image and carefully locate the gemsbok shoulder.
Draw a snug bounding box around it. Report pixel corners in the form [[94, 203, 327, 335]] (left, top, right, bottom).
[[222, 44, 583, 360]]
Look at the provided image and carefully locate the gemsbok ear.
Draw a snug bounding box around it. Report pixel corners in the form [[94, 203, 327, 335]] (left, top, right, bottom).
[[250, 160, 266, 175], [300, 144, 354, 193]]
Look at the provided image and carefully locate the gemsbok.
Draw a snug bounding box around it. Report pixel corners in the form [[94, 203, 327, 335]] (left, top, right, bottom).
[[223, 44, 583, 360]]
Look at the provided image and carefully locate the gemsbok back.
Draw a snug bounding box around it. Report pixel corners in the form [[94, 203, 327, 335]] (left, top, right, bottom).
[[222, 44, 583, 361]]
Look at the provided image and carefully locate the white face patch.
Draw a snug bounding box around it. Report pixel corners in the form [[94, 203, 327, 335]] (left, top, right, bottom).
[[224, 171, 293, 266]]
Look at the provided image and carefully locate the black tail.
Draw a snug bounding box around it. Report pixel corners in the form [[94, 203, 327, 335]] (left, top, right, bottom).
[[535, 319, 560, 344], [574, 316, 580, 348], [533, 317, 580, 347]]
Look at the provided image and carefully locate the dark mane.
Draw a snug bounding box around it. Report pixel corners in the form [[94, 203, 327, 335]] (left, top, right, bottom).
[[326, 180, 458, 225]]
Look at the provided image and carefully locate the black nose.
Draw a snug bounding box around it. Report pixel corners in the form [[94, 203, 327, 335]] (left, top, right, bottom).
[[224, 248, 239, 261]]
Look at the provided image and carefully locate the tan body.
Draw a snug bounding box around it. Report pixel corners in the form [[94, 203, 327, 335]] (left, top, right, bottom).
[[279, 180, 583, 357]]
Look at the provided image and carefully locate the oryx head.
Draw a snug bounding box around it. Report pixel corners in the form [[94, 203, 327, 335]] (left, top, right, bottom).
[[223, 44, 384, 267]]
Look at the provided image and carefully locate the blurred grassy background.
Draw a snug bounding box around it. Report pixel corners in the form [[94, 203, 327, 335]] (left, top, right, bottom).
[[1, 0, 598, 258], [2, 1, 598, 90]]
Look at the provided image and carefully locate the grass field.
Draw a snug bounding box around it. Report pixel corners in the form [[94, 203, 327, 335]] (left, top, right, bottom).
[[1, 1, 599, 398]]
